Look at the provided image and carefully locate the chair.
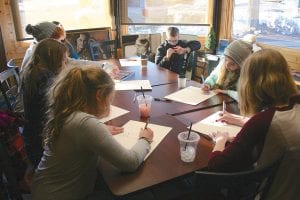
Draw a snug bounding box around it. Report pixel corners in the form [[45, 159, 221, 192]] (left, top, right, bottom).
[[7, 59, 20, 75], [0, 68, 20, 111], [89, 40, 116, 61], [190, 155, 283, 200]]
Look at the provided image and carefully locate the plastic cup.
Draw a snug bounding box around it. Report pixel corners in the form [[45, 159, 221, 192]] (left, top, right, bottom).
[[178, 76, 187, 89], [178, 131, 200, 162], [136, 95, 153, 118], [141, 59, 148, 68]]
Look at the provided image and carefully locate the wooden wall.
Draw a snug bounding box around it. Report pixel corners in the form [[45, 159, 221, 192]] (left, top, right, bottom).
[[0, 0, 29, 62], [259, 43, 300, 72]]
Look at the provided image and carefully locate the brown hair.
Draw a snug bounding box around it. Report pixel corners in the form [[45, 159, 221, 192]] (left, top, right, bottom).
[[22, 38, 67, 99], [44, 66, 114, 148], [167, 27, 179, 37], [238, 49, 297, 116]]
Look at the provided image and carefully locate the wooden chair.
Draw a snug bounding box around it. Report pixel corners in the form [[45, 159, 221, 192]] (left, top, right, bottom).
[[0, 68, 20, 111], [189, 155, 283, 200]]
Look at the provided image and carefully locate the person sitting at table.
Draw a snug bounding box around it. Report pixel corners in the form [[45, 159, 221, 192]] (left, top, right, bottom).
[[207, 49, 300, 199], [31, 66, 154, 200], [155, 27, 201, 75], [202, 40, 253, 101], [21, 21, 119, 78]]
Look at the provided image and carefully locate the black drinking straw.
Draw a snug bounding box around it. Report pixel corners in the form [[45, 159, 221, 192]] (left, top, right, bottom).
[[141, 86, 147, 106], [185, 122, 193, 150]]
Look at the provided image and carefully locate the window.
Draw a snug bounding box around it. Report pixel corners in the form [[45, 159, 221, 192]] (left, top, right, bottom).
[[10, 0, 112, 41], [121, 0, 213, 36], [233, 0, 300, 49]]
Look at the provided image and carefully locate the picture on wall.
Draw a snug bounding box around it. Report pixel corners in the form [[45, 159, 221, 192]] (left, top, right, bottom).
[[66, 28, 114, 61], [121, 33, 161, 62]]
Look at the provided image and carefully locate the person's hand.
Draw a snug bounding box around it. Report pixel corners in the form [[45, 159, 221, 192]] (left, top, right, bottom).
[[106, 125, 124, 135], [139, 127, 154, 143], [173, 46, 187, 55], [210, 131, 230, 142], [217, 111, 248, 127], [214, 88, 226, 94], [201, 84, 211, 92], [166, 48, 176, 58]]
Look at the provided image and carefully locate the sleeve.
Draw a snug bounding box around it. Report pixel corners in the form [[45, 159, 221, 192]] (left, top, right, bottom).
[[226, 90, 238, 102], [207, 109, 275, 172], [79, 117, 150, 172], [186, 40, 201, 51], [155, 44, 170, 68], [204, 59, 224, 88]]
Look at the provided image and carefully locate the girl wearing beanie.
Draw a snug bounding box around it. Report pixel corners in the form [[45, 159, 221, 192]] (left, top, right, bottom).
[[202, 40, 253, 101], [21, 21, 65, 72]]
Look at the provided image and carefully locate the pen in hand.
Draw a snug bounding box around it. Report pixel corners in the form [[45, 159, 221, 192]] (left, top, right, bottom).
[[222, 100, 226, 114], [144, 120, 149, 129]]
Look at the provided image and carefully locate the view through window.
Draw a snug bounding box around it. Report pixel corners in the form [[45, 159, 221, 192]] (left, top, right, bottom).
[[11, 0, 112, 40], [123, 0, 212, 36], [233, 0, 300, 49]]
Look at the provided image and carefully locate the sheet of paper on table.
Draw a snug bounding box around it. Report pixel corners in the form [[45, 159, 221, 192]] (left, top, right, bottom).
[[114, 120, 172, 160], [115, 80, 152, 91], [191, 111, 242, 139], [119, 58, 141, 67], [99, 105, 129, 123], [164, 86, 216, 105]]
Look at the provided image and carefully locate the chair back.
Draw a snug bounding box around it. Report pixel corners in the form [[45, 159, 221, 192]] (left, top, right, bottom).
[[0, 68, 20, 110], [193, 155, 283, 200]]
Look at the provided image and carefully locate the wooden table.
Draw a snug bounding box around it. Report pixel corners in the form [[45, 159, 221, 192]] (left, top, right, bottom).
[[99, 60, 239, 197]]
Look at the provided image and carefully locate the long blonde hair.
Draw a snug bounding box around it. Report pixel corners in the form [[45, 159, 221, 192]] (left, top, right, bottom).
[[215, 59, 240, 90], [238, 49, 297, 116], [44, 66, 114, 148]]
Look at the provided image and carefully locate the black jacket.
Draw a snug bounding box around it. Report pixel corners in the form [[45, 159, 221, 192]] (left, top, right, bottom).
[[155, 40, 201, 74]]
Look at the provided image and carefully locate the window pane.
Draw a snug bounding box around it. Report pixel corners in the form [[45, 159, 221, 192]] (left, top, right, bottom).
[[127, 25, 209, 36], [122, 0, 210, 25], [233, 0, 300, 49], [13, 0, 112, 40]]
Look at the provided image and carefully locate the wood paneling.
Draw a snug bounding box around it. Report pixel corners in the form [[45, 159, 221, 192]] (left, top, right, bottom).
[[259, 43, 300, 72]]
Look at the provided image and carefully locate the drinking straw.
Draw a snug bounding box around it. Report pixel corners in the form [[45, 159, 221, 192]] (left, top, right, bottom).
[[185, 122, 193, 150], [141, 86, 147, 106]]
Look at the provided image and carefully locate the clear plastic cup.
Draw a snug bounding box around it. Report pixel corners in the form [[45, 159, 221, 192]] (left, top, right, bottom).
[[178, 131, 200, 162], [136, 95, 153, 118], [178, 76, 187, 89]]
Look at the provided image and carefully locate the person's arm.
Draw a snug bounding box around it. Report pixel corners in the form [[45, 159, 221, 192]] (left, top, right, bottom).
[[207, 109, 275, 172], [226, 90, 238, 102], [155, 43, 170, 68], [204, 59, 224, 89], [186, 40, 201, 52], [79, 116, 151, 172]]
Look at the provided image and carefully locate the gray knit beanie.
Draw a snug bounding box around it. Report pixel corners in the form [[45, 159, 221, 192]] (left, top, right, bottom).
[[25, 21, 57, 42], [224, 40, 253, 67]]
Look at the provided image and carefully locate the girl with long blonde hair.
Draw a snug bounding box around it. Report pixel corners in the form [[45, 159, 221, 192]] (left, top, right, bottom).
[[207, 49, 299, 199], [32, 66, 153, 200]]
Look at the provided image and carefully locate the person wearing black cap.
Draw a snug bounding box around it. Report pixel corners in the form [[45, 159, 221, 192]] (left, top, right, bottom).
[[202, 40, 253, 101]]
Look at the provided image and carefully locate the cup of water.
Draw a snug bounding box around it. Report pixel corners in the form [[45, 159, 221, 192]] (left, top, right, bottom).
[[178, 131, 200, 162]]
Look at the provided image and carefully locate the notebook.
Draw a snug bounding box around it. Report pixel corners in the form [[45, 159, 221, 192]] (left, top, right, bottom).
[[114, 120, 172, 160]]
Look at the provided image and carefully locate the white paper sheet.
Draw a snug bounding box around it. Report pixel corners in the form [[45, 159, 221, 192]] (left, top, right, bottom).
[[115, 80, 152, 91], [164, 86, 216, 105], [119, 59, 141, 67], [191, 111, 242, 139], [114, 120, 172, 160], [99, 106, 129, 123]]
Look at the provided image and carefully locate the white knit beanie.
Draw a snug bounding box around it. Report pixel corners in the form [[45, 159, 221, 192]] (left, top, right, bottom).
[[224, 40, 253, 67]]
